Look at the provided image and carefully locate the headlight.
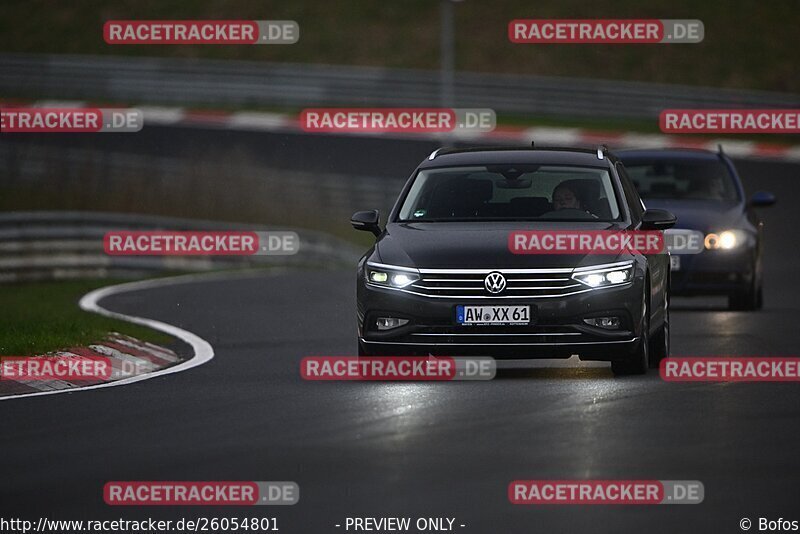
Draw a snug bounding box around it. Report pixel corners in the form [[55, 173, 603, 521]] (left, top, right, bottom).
[[572, 263, 634, 288], [719, 231, 737, 249], [704, 229, 748, 250], [366, 266, 420, 288]]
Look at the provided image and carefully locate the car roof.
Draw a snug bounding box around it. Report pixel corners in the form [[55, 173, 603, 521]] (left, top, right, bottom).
[[418, 146, 617, 169], [615, 148, 724, 162]]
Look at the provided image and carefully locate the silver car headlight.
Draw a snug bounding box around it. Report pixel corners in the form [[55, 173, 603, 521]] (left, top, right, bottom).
[[572, 262, 635, 288]]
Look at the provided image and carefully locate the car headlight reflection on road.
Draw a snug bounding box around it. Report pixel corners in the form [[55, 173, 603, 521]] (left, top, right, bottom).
[[367, 266, 421, 288], [705, 230, 746, 250], [572, 263, 634, 288]]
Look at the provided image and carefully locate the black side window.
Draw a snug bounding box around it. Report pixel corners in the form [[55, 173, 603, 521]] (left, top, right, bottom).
[[616, 162, 644, 224]]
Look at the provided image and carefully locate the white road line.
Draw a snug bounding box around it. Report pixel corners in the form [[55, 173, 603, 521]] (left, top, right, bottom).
[[0, 274, 219, 401]]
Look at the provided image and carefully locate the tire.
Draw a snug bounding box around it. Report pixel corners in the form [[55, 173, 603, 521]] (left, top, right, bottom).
[[612, 286, 650, 376], [648, 284, 670, 368], [728, 287, 759, 311], [728, 258, 762, 311]]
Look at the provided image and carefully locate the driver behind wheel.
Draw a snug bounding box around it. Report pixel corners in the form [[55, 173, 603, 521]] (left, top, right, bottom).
[[552, 183, 583, 210]]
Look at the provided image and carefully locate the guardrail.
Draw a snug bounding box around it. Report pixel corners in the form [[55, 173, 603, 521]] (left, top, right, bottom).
[[0, 211, 363, 283], [0, 139, 408, 234], [2, 53, 799, 120]]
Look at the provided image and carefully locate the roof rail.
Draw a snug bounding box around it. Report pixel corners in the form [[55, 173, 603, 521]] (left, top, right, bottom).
[[596, 145, 609, 160], [428, 148, 443, 160]]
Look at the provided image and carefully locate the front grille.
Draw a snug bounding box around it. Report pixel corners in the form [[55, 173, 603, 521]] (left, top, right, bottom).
[[406, 268, 585, 299]]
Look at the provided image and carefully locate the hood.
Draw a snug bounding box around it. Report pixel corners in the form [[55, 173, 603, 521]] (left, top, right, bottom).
[[376, 221, 627, 269], [643, 199, 745, 233]]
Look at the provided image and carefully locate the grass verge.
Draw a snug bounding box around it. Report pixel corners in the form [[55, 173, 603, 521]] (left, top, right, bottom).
[[0, 279, 173, 356]]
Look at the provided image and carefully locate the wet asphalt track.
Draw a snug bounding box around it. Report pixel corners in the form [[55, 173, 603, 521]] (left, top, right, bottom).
[[1, 132, 800, 533]]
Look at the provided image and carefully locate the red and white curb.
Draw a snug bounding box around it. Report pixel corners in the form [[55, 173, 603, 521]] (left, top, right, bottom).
[[0, 274, 216, 401], [3, 99, 800, 162], [0, 333, 181, 396]]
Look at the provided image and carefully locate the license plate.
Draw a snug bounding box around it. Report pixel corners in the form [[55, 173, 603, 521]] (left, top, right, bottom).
[[456, 305, 530, 325], [670, 255, 681, 271]]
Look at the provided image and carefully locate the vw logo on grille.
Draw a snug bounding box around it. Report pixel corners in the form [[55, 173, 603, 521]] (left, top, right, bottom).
[[484, 272, 507, 294]]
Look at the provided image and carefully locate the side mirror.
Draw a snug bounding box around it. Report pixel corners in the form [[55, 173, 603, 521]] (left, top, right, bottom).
[[750, 191, 776, 207], [351, 210, 382, 237], [641, 208, 677, 231]]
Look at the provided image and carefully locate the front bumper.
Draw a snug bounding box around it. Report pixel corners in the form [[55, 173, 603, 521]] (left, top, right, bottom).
[[670, 248, 755, 295], [357, 276, 645, 361]]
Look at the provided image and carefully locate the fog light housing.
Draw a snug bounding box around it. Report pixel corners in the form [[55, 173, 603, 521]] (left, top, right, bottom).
[[376, 317, 409, 331], [583, 316, 621, 329]]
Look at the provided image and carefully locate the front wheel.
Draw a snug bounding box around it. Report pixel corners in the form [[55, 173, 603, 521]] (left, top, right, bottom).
[[729, 281, 762, 311], [612, 287, 650, 376], [648, 288, 670, 368], [729, 257, 763, 311]]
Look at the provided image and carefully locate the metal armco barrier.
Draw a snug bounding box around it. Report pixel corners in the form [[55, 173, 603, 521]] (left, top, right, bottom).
[[2, 53, 799, 119], [0, 211, 362, 283], [0, 139, 408, 244]]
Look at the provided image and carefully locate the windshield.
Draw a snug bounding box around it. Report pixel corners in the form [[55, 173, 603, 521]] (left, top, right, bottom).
[[396, 165, 621, 222], [623, 159, 739, 201]]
